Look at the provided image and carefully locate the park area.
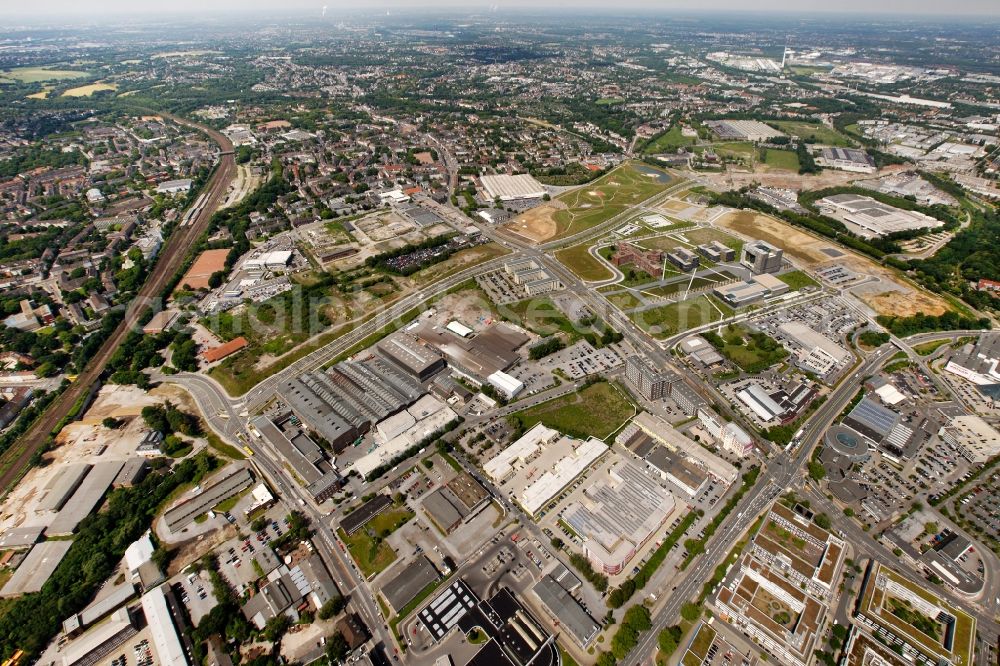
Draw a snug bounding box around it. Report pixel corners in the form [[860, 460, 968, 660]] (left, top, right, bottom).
[[510, 381, 636, 440], [339, 507, 414, 578], [704, 325, 789, 373], [631, 294, 732, 338], [503, 162, 673, 243], [643, 125, 696, 154]]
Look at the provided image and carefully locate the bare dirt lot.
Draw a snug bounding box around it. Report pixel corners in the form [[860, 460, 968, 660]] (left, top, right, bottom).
[[699, 163, 910, 191], [503, 200, 566, 243], [716, 209, 949, 318]]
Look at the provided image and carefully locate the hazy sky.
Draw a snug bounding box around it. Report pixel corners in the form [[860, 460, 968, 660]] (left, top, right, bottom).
[[5, 0, 998, 16]]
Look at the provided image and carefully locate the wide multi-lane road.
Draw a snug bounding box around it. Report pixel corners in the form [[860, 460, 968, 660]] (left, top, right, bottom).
[[0, 113, 235, 496]]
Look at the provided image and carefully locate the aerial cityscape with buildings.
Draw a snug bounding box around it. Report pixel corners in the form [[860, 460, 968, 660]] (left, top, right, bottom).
[[0, 3, 997, 666]]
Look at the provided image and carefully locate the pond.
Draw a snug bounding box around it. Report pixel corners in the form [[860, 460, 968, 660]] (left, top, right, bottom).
[[632, 163, 673, 184]]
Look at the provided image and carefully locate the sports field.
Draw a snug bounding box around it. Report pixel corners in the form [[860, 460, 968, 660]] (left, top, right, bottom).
[[761, 149, 800, 171], [504, 162, 672, 243]]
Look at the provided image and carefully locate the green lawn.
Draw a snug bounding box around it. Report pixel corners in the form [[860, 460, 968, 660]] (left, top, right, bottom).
[[643, 275, 728, 298], [550, 162, 673, 239], [504, 297, 580, 339], [632, 295, 732, 338], [713, 142, 755, 157], [776, 270, 819, 290], [511, 381, 636, 440], [767, 121, 853, 147], [555, 242, 613, 281], [340, 507, 413, 578], [761, 148, 800, 171], [603, 290, 643, 311], [914, 339, 951, 356], [643, 126, 696, 154], [0, 67, 89, 83], [707, 325, 789, 373]]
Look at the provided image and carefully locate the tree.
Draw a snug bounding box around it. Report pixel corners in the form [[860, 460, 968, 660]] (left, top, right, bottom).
[[326, 632, 349, 663], [595, 653, 616, 666], [263, 614, 292, 642], [814, 513, 831, 530], [659, 625, 683, 656], [318, 596, 346, 620], [807, 461, 827, 482], [102, 417, 121, 429], [208, 270, 226, 289], [680, 602, 701, 622]]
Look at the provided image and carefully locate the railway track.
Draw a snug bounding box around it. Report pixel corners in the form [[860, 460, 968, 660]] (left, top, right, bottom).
[[0, 112, 236, 496]]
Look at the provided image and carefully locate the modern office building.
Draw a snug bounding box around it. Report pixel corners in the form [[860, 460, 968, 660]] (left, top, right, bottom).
[[713, 273, 788, 307], [938, 415, 1000, 464], [851, 562, 975, 666], [943, 335, 1000, 385], [666, 247, 700, 271], [697, 240, 736, 262], [740, 240, 784, 274], [483, 423, 608, 516]]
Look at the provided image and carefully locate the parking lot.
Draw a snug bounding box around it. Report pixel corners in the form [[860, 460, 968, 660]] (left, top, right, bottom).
[[535, 339, 625, 379], [173, 570, 217, 625], [948, 469, 1000, 550], [215, 511, 287, 593]]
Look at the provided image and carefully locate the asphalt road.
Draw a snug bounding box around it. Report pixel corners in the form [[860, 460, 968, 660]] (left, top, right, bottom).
[[0, 112, 235, 496]]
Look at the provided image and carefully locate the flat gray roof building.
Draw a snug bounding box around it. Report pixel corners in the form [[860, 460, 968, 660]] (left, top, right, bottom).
[[0, 539, 73, 597], [0, 525, 44, 550], [531, 575, 600, 647], [381, 556, 440, 612], [37, 463, 92, 513], [377, 333, 446, 381], [163, 465, 253, 533], [340, 494, 393, 535], [47, 460, 125, 537]]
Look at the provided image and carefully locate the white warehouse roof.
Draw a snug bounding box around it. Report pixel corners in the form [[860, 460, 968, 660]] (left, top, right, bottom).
[[487, 370, 524, 398], [447, 321, 473, 338], [141, 586, 187, 666], [480, 174, 547, 201]]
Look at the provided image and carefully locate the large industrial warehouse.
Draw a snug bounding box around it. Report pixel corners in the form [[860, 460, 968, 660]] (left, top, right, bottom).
[[816, 193, 944, 238], [563, 458, 676, 575], [480, 173, 547, 201]]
